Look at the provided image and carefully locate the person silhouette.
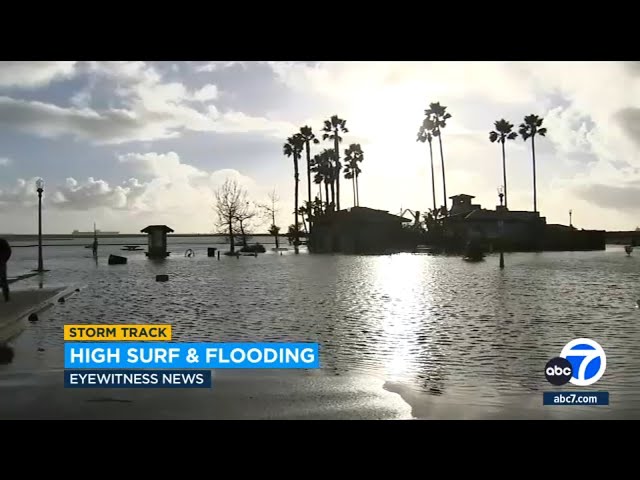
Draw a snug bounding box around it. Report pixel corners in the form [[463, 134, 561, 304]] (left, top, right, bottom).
[[0, 238, 11, 302]]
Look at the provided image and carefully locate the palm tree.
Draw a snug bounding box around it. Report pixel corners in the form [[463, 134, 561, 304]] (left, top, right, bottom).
[[321, 115, 348, 211], [417, 117, 437, 213], [283, 133, 305, 253], [311, 149, 336, 213], [343, 143, 364, 207], [296, 204, 309, 234], [323, 149, 337, 212], [489, 119, 518, 209], [425, 102, 452, 215], [518, 114, 547, 213], [311, 150, 332, 212], [310, 153, 325, 209], [299, 126, 320, 229]]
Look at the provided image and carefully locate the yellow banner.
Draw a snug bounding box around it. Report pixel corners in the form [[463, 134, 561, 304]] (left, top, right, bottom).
[[64, 325, 172, 341]]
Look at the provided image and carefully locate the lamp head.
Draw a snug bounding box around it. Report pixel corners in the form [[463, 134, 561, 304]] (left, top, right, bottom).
[[35, 178, 44, 191]]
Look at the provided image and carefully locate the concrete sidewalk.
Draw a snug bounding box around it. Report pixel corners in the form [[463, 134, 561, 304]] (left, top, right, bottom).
[[0, 287, 66, 343]]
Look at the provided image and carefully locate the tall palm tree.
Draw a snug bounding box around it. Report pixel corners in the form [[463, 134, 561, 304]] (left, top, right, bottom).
[[343, 159, 357, 208], [283, 133, 305, 253], [299, 126, 320, 229], [518, 114, 547, 213], [310, 153, 324, 206], [321, 115, 348, 211], [425, 102, 452, 214], [417, 117, 437, 213], [343, 143, 364, 207], [489, 119, 518, 209]]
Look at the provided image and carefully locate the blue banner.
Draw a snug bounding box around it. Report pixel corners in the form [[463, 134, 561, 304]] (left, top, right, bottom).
[[64, 342, 320, 369], [542, 391, 609, 406], [64, 369, 212, 388]]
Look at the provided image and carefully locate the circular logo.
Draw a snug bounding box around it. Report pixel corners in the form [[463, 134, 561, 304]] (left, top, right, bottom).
[[545, 357, 573, 385], [560, 338, 606, 387]]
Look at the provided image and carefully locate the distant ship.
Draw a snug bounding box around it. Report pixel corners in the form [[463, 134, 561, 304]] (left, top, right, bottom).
[[72, 230, 120, 235]]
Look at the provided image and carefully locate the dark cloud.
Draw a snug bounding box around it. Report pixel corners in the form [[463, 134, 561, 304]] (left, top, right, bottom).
[[576, 183, 640, 213], [0, 96, 179, 144], [614, 107, 640, 148]]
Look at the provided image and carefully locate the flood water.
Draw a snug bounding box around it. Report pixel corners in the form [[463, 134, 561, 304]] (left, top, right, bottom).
[[3, 239, 640, 419]]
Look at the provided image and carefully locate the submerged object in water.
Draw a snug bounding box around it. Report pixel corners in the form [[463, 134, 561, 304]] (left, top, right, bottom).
[[108, 254, 127, 265], [463, 240, 485, 261]]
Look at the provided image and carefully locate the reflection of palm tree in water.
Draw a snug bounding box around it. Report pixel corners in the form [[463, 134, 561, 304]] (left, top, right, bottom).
[[414, 329, 447, 396], [419, 349, 446, 396], [492, 271, 542, 393]]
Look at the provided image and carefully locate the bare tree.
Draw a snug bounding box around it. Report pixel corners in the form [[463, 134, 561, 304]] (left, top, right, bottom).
[[214, 179, 248, 254], [234, 201, 257, 248], [257, 188, 281, 248]]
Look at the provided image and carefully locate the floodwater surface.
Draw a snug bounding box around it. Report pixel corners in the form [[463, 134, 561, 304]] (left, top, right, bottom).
[[2, 241, 639, 419]]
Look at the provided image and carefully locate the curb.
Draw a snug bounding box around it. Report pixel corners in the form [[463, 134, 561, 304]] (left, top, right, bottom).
[[1, 285, 81, 343]]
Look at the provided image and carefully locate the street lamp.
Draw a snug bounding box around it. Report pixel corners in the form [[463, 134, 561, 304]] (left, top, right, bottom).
[[35, 178, 45, 272], [569, 209, 573, 228], [498, 186, 504, 207]]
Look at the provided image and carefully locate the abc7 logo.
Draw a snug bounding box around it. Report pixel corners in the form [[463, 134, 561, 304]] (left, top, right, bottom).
[[545, 338, 607, 386], [545, 357, 573, 386]]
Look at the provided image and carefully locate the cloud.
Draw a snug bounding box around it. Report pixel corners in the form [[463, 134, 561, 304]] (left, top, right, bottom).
[[114, 152, 277, 231], [614, 107, 640, 149], [0, 157, 10, 166], [192, 84, 219, 102], [575, 182, 640, 213], [0, 61, 77, 89], [0, 96, 180, 144], [0, 151, 288, 234], [268, 61, 537, 106], [194, 62, 246, 73], [50, 177, 147, 210], [0, 61, 297, 144], [0, 178, 40, 207]]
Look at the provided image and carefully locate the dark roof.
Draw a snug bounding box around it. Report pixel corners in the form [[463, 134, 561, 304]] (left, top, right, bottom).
[[464, 209, 541, 222], [450, 194, 475, 199], [141, 225, 175, 233], [547, 224, 575, 231], [317, 206, 411, 224]]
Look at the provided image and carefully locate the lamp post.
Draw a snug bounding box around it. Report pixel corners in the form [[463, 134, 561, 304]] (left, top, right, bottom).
[[569, 209, 573, 228], [35, 178, 44, 273]]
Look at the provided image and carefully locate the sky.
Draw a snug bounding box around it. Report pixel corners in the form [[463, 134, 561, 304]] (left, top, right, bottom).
[[0, 60, 638, 234]]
